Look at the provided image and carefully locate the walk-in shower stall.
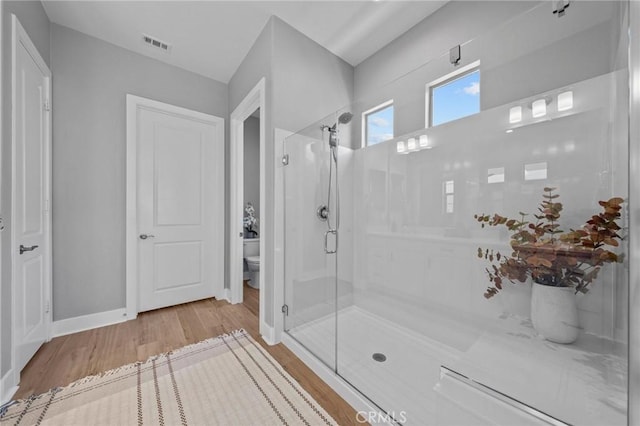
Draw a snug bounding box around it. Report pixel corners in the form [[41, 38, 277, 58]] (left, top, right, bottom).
[[283, 2, 634, 424]]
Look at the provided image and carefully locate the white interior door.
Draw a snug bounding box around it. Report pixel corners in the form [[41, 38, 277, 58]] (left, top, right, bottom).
[[131, 97, 224, 312], [12, 15, 52, 375]]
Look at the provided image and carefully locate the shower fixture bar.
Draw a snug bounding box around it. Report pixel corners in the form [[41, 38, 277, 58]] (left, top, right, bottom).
[[319, 111, 352, 235]]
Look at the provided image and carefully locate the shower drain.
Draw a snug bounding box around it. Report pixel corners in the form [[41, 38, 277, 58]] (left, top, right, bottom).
[[372, 353, 387, 362]]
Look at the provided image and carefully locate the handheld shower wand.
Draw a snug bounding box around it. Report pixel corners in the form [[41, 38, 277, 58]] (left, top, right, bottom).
[[317, 112, 353, 254]]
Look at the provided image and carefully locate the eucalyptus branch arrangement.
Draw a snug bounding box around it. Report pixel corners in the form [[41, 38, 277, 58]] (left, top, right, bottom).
[[474, 187, 624, 299], [243, 202, 259, 238]]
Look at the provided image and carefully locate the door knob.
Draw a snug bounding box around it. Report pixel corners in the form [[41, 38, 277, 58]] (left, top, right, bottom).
[[139, 234, 155, 240], [19, 244, 38, 255]]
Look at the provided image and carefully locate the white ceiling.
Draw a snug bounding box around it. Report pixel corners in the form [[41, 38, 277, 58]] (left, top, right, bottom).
[[42, 1, 447, 84]]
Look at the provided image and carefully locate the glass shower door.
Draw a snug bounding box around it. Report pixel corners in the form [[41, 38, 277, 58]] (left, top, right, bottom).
[[283, 127, 337, 369]]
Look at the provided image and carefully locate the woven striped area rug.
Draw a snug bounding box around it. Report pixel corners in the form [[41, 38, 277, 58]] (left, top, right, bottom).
[[1, 329, 336, 426]]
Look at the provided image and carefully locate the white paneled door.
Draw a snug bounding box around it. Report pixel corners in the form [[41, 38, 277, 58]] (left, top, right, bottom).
[[12, 15, 52, 375], [129, 96, 224, 313]]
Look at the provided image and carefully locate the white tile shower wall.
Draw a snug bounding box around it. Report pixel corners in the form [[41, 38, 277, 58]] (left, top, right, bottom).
[[352, 71, 626, 341], [337, 146, 355, 289]]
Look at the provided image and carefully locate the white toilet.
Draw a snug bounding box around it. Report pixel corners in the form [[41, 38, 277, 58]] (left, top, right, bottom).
[[243, 238, 260, 289]]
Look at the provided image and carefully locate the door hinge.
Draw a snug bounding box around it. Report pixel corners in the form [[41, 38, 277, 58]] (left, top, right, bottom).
[[45, 300, 50, 314], [281, 304, 289, 316], [281, 154, 289, 166], [44, 99, 51, 111]]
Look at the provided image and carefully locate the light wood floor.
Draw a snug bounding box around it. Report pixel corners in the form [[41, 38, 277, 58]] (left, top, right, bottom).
[[15, 283, 362, 425]]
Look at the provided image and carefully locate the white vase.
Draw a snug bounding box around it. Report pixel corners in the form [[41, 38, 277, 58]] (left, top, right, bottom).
[[530, 282, 579, 344]]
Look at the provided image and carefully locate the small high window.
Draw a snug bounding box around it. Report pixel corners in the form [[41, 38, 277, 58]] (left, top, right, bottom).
[[362, 100, 394, 147], [426, 61, 480, 127]]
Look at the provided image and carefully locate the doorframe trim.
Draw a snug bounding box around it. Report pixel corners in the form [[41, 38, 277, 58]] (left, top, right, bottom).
[[125, 94, 224, 319], [0, 0, 4, 400], [10, 14, 53, 390], [229, 78, 266, 330], [229, 78, 265, 302]]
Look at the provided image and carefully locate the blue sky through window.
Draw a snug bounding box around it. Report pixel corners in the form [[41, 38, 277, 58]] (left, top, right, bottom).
[[366, 104, 394, 146], [431, 70, 480, 126]]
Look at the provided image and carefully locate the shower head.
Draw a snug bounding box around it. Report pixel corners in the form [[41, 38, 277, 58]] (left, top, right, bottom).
[[321, 112, 353, 148], [338, 112, 353, 125], [321, 112, 353, 133]]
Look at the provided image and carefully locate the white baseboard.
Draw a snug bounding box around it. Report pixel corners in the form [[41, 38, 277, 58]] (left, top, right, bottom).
[[222, 288, 233, 304], [260, 321, 277, 345], [1, 369, 18, 405], [52, 308, 128, 338], [282, 333, 392, 425]]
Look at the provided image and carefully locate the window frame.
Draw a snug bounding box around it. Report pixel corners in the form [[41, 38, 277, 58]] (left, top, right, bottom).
[[425, 60, 481, 128], [361, 99, 394, 148]]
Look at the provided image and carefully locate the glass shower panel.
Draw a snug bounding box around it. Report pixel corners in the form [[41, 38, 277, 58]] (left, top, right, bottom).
[[335, 2, 629, 425], [283, 119, 338, 369]]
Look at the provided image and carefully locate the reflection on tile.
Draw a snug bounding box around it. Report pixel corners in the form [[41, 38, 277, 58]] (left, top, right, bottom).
[[564, 141, 576, 152], [488, 167, 505, 184], [524, 162, 548, 181]]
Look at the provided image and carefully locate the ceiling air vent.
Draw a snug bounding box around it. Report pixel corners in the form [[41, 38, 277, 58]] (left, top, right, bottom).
[[142, 34, 171, 53]]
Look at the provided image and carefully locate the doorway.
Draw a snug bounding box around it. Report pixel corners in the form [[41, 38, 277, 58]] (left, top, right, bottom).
[[242, 108, 261, 299], [229, 79, 268, 340]]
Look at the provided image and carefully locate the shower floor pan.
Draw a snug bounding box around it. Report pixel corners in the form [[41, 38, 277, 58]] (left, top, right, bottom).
[[287, 306, 463, 424]]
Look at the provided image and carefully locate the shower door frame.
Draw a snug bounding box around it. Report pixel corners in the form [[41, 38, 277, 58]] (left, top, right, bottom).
[[628, 2, 640, 424], [281, 126, 339, 364], [280, 125, 376, 415]]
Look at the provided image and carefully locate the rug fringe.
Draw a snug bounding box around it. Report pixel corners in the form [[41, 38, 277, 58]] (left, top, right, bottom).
[[7, 329, 249, 404], [2, 328, 337, 426], [168, 328, 248, 356]]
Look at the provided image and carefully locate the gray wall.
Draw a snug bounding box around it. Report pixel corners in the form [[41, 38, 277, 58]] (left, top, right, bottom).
[[271, 18, 353, 133], [351, 1, 618, 147], [269, 17, 354, 327], [50, 24, 228, 320], [228, 16, 354, 328], [270, 17, 354, 327], [354, 1, 537, 100], [1, 0, 50, 377], [243, 116, 260, 229], [228, 19, 273, 116]]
